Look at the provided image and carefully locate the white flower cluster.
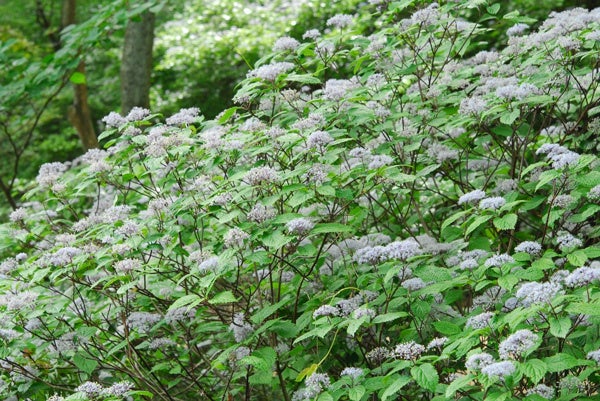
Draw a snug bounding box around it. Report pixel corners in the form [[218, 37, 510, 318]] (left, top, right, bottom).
[[465, 312, 494, 329], [564, 265, 600, 287], [229, 312, 253, 343], [273, 36, 299, 52], [458, 189, 486, 205], [248, 62, 294, 81], [245, 166, 280, 185], [536, 143, 580, 169], [514, 240, 542, 255], [166, 107, 200, 125], [515, 281, 563, 307], [286, 218, 314, 235], [394, 341, 425, 360], [126, 312, 161, 333], [498, 329, 538, 359]]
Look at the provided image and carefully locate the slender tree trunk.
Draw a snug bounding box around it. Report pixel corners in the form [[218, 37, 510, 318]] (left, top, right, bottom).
[[120, 10, 155, 115], [62, 0, 98, 150]]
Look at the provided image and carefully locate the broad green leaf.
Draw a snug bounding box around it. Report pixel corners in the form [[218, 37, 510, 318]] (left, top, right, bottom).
[[466, 215, 492, 236], [549, 317, 572, 338], [262, 230, 293, 249], [493, 213, 517, 230], [567, 250, 587, 267], [372, 312, 408, 324], [168, 294, 202, 312], [521, 359, 547, 383], [543, 353, 581, 372], [349, 385, 366, 401], [535, 170, 561, 191], [446, 374, 474, 398], [566, 302, 600, 316], [208, 291, 237, 305], [73, 352, 98, 375], [380, 375, 411, 401], [411, 363, 438, 392]]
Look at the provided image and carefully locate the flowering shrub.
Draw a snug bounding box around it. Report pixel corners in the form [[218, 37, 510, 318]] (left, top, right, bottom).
[[1, 1, 600, 400]]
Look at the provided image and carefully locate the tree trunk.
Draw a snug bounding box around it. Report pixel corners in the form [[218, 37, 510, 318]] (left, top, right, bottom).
[[120, 10, 155, 115], [62, 0, 98, 150]]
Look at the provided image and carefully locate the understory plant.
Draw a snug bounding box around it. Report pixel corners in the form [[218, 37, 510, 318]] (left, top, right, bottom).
[[0, 1, 599, 400]]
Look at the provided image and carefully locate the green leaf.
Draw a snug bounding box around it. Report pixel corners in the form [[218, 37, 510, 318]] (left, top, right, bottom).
[[217, 107, 238, 124], [372, 312, 408, 324], [312, 223, 353, 234], [285, 73, 321, 85], [208, 291, 237, 305], [251, 298, 289, 324], [466, 215, 492, 236], [567, 250, 588, 267], [535, 170, 561, 191], [296, 363, 318, 382], [543, 353, 581, 372], [70, 71, 86, 84], [316, 185, 336, 196], [347, 316, 368, 336], [566, 302, 600, 316], [380, 375, 411, 401], [73, 352, 98, 375], [441, 210, 469, 232], [498, 274, 519, 290], [500, 108, 520, 125], [262, 230, 293, 249], [411, 363, 438, 392], [168, 294, 202, 312], [432, 321, 461, 336], [549, 316, 571, 338], [349, 385, 366, 401], [521, 359, 547, 383], [487, 4, 500, 15], [493, 213, 517, 230], [446, 374, 474, 398]]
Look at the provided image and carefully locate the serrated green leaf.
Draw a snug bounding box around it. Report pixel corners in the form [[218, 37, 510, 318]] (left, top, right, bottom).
[[445, 374, 474, 398], [316, 185, 336, 196], [521, 359, 547, 383], [567, 250, 587, 267], [493, 213, 517, 230], [217, 107, 238, 124], [549, 316, 571, 338], [349, 385, 365, 401], [73, 352, 98, 375], [209, 291, 237, 304], [543, 353, 581, 372], [381, 375, 411, 401], [262, 230, 293, 249], [535, 170, 561, 191], [566, 302, 600, 316], [411, 363, 438, 392], [168, 294, 202, 312]]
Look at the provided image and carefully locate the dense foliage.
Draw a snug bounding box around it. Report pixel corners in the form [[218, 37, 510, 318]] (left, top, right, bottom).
[[0, 1, 599, 401]]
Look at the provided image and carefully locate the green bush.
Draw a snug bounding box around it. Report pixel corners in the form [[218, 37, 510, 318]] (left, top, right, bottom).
[[0, 1, 599, 400]]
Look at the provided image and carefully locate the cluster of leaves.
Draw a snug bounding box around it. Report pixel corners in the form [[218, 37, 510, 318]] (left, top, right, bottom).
[[152, 0, 363, 118], [0, 1, 599, 401]]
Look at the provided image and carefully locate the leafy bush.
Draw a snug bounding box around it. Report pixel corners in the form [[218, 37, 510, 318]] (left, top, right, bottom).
[[1, 1, 599, 401]]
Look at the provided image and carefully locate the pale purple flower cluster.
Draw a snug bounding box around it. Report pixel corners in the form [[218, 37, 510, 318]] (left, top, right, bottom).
[[126, 312, 161, 333], [294, 373, 330, 400], [273, 36, 300, 52], [458, 189, 486, 205], [354, 238, 422, 265], [586, 349, 600, 364], [466, 312, 494, 329], [247, 204, 276, 223], [481, 361, 516, 378], [556, 232, 582, 250], [324, 78, 359, 101], [588, 184, 600, 201], [515, 281, 562, 307], [148, 337, 177, 350], [229, 312, 253, 343], [536, 143, 580, 169], [307, 130, 334, 149], [340, 367, 363, 380], [75, 382, 103, 396], [426, 337, 448, 350], [465, 353, 495, 370], [313, 305, 340, 319], [248, 62, 294, 81], [564, 266, 600, 287], [498, 329, 538, 359], [401, 277, 426, 291], [507, 23, 529, 36], [286, 218, 314, 235], [326, 14, 353, 29], [224, 228, 250, 248], [496, 83, 539, 101], [49, 247, 82, 267], [245, 166, 280, 185], [126, 107, 151, 122], [0, 258, 17, 275], [165, 307, 196, 324], [114, 258, 141, 273], [459, 96, 487, 116], [484, 254, 515, 268], [527, 384, 554, 399], [198, 256, 219, 273], [36, 162, 68, 189], [514, 241, 542, 255], [366, 347, 391, 365], [166, 107, 200, 125], [9, 207, 27, 223], [394, 341, 425, 360], [102, 111, 128, 128], [479, 196, 506, 210], [303, 29, 320, 40]]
